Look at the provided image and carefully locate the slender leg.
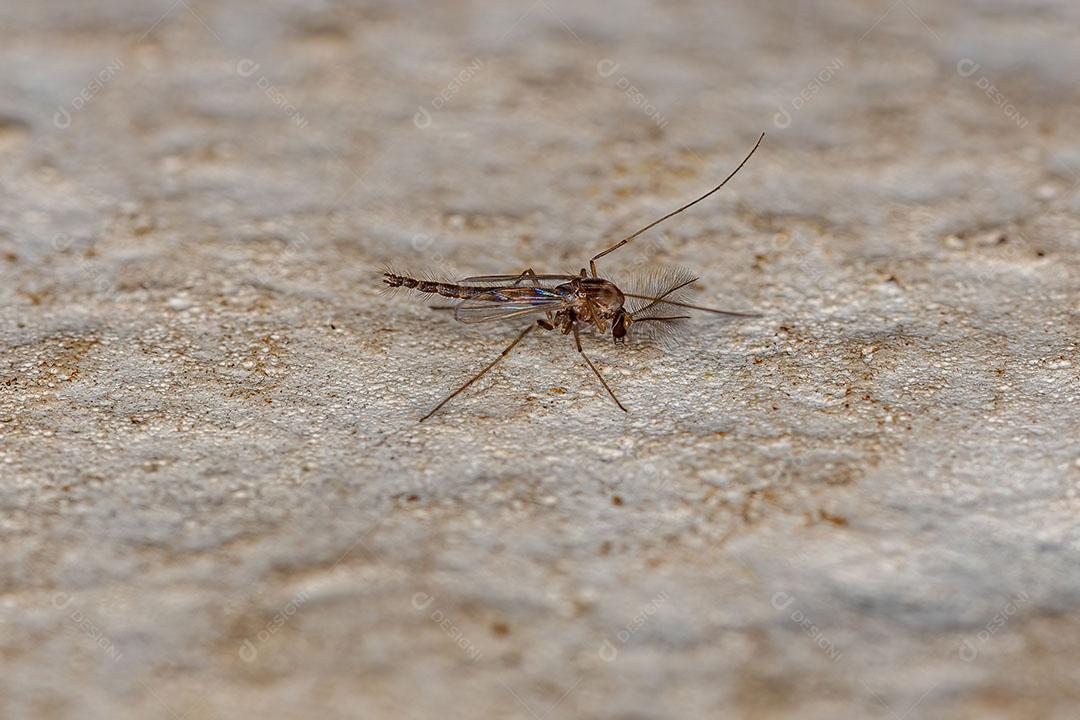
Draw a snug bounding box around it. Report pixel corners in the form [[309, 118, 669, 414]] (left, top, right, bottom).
[[508, 268, 542, 287], [420, 325, 535, 422], [512, 268, 560, 326], [571, 323, 628, 412]]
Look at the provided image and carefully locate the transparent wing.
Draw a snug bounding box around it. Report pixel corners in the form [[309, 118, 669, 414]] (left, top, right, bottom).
[[455, 287, 570, 324]]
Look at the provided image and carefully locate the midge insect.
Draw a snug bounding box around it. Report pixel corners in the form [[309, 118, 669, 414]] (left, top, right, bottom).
[[384, 132, 765, 421]]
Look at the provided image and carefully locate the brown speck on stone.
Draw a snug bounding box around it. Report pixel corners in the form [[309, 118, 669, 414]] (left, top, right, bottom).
[[818, 510, 849, 526]]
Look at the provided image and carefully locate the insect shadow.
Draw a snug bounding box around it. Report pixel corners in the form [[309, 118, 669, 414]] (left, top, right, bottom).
[[383, 132, 766, 421]]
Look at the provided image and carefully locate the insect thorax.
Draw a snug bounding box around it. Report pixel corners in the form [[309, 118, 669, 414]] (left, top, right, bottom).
[[571, 278, 625, 317]]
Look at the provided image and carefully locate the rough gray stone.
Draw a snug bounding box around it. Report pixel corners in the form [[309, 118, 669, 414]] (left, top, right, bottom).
[[1, 1, 1078, 718]]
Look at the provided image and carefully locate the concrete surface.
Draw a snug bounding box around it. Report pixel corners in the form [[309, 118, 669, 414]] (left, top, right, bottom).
[[1, 1, 1079, 718]]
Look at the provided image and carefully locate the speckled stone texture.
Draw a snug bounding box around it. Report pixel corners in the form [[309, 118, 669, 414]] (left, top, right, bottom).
[[1, 1, 1079, 718]]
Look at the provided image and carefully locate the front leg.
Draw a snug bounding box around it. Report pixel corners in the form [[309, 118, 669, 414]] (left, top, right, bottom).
[[560, 310, 576, 335], [510, 268, 561, 326], [420, 325, 535, 422], [571, 322, 627, 412]]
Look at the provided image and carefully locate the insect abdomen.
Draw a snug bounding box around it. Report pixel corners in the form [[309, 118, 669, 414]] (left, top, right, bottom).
[[382, 273, 485, 299]]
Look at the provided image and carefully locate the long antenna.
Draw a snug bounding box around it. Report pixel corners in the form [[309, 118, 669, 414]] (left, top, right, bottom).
[[589, 132, 765, 277], [623, 293, 761, 317]]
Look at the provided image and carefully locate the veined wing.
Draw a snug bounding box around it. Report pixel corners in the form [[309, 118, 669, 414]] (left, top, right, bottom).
[[455, 287, 569, 324], [461, 273, 577, 283]]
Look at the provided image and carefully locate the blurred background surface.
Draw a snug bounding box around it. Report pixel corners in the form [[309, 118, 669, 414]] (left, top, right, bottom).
[[1, 1, 1078, 718]]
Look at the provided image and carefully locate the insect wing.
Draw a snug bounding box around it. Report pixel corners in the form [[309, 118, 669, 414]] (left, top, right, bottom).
[[455, 287, 568, 324], [461, 273, 577, 283]]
